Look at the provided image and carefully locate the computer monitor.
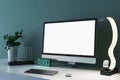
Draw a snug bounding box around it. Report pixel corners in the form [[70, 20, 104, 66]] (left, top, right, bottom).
[[42, 19, 97, 64]]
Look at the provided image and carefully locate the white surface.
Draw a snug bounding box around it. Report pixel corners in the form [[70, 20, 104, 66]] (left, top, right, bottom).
[[107, 17, 118, 70], [0, 59, 120, 80], [43, 20, 96, 64], [44, 20, 95, 56]]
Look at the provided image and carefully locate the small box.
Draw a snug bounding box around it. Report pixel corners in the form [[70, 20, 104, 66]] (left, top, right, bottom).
[[37, 58, 51, 67]]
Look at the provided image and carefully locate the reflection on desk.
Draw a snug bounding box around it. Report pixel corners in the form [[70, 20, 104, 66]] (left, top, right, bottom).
[[0, 58, 120, 80]]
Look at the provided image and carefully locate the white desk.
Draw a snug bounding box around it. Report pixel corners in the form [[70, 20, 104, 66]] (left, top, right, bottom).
[[0, 58, 120, 80]]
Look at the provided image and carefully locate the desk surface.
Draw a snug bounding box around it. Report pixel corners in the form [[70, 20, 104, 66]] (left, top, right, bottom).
[[0, 58, 120, 80]]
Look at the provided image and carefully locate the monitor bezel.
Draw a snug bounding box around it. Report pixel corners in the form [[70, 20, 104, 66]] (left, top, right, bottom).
[[42, 18, 97, 58]]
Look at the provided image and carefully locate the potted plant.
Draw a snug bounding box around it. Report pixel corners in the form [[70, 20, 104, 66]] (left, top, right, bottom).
[[3, 30, 23, 62]]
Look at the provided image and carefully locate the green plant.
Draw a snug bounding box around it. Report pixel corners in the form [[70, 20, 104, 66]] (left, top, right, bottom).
[[3, 30, 23, 50]]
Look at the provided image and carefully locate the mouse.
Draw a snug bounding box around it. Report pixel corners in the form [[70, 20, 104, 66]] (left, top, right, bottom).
[[65, 74, 72, 77]]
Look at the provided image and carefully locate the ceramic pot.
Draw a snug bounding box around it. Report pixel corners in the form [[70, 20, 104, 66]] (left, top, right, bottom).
[[7, 46, 18, 62]]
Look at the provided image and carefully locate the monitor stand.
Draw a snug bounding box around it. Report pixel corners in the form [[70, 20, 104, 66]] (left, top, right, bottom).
[[51, 61, 77, 68]]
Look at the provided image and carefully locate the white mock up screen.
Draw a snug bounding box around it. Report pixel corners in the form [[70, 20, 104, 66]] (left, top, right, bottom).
[[42, 19, 96, 64]]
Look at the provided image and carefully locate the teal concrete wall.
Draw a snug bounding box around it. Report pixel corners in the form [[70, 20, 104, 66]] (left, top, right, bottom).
[[0, 0, 40, 58], [0, 0, 120, 69]]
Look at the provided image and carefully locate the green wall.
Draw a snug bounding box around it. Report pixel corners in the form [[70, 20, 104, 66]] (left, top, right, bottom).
[[0, 0, 120, 70], [0, 0, 40, 58]]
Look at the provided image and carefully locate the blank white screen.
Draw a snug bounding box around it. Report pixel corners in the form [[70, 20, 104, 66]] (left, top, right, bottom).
[[43, 20, 95, 56]]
